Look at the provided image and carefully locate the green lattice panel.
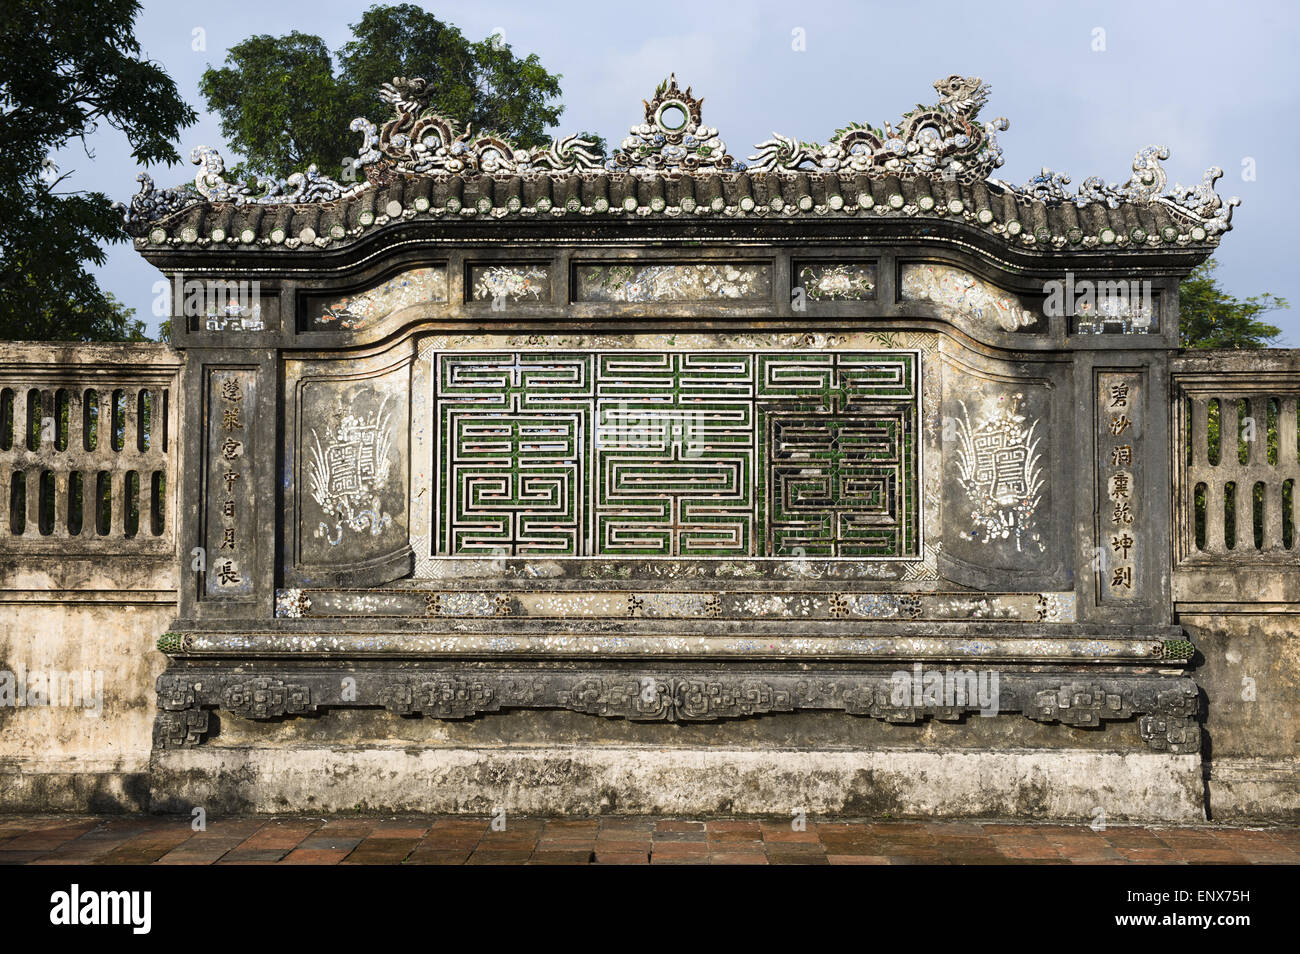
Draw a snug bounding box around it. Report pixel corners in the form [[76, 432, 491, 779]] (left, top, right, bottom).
[[437, 353, 591, 554], [595, 352, 754, 556], [757, 352, 918, 557], [764, 413, 914, 556], [435, 349, 919, 559]]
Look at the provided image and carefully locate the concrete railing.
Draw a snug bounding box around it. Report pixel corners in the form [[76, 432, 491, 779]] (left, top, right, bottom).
[[1171, 349, 1300, 602], [0, 343, 181, 557]]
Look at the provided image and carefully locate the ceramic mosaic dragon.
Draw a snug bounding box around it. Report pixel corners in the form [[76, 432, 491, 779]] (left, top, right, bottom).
[[748, 74, 1009, 183]]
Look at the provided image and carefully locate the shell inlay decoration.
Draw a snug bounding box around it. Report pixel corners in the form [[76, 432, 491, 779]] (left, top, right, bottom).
[[308, 395, 396, 543], [275, 589, 311, 618], [901, 263, 1035, 331], [799, 263, 877, 301], [953, 393, 1045, 552], [576, 263, 771, 302], [315, 267, 447, 330], [471, 265, 549, 302]]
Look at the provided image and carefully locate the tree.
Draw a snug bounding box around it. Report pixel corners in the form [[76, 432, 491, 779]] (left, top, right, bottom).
[[0, 0, 197, 341], [1179, 258, 1287, 349], [196, 32, 343, 182], [574, 131, 609, 156], [199, 4, 572, 181]]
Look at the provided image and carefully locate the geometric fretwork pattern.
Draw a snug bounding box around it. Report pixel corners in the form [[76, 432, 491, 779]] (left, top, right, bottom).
[[767, 414, 910, 556], [596, 353, 754, 555], [436, 350, 918, 558]]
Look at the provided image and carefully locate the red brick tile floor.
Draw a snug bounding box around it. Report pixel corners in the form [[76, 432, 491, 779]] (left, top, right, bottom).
[[0, 815, 1296, 864]]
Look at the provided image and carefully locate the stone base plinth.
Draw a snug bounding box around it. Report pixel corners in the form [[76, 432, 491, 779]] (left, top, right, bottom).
[[1206, 758, 1300, 823], [149, 746, 1206, 822]]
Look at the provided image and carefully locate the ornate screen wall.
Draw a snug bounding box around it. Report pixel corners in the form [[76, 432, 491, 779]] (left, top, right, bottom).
[[408, 334, 937, 581]]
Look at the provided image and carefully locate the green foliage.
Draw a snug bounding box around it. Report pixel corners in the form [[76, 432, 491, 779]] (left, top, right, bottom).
[[198, 32, 345, 179], [200, 4, 567, 180], [1179, 258, 1287, 349], [0, 0, 197, 341]]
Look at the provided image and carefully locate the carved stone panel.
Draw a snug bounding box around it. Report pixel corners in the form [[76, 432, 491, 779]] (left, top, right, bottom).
[[293, 358, 411, 571], [204, 369, 256, 599], [940, 358, 1061, 587], [1097, 370, 1143, 601]]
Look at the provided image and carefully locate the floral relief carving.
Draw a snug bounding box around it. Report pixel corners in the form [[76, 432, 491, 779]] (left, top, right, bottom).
[[798, 263, 876, 301], [901, 264, 1035, 331], [315, 266, 447, 330], [470, 265, 549, 302], [576, 263, 771, 302]]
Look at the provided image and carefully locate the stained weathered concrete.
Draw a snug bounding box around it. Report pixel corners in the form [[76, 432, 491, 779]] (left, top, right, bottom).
[[0, 602, 172, 812], [1181, 611, 1300, 822], [149, 746, 1205, 822]]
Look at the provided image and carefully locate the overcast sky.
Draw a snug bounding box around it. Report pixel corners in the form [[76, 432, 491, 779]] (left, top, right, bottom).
[[64, 0, 1298, 341]]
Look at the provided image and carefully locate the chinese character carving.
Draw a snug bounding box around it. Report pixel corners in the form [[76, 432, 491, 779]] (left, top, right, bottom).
[[1110, 533, 1134, 559]]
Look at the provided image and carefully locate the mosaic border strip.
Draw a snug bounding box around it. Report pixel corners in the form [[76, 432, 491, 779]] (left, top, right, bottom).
[[276, 588, 1076, 623]]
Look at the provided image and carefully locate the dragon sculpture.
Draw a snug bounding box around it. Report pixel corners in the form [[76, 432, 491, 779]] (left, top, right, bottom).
[[748, 74, 1009, 183], [352, 76, 603, 178]]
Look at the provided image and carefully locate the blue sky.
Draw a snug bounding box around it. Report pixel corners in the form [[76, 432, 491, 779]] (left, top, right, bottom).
[[65, 0, 1298, 340]]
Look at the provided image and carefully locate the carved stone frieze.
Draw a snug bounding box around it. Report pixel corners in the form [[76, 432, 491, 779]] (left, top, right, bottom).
[[220, 677, 315, 720], [153, 667, 1200, 753], [153, 708, 210, 749]]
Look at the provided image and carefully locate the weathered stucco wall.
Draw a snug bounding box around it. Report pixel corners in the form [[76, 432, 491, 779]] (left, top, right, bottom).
[[8, 604, 1293, 823], [151, 745, 1204, 821], [1182, 611, 1300, 822], [0, 599, 172, 811], [1, 311, 1296, 822], [0, 342, 180, 811]]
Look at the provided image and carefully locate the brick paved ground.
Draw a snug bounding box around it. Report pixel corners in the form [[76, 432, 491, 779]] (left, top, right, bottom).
[[1, 816, 1297, 864]]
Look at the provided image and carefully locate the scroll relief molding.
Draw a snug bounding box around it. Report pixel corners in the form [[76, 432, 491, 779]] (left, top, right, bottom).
[[153, 669, 1201, 754], [900, 264, 1036, 331], [313, 266, 447, 331]]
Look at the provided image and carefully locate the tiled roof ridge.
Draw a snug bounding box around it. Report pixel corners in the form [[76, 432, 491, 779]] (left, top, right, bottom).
[[121, 74, 1239, 250]]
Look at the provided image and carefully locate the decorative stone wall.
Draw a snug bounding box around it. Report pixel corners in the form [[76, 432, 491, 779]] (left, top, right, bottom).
[[5, 76, 1292, 820]]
